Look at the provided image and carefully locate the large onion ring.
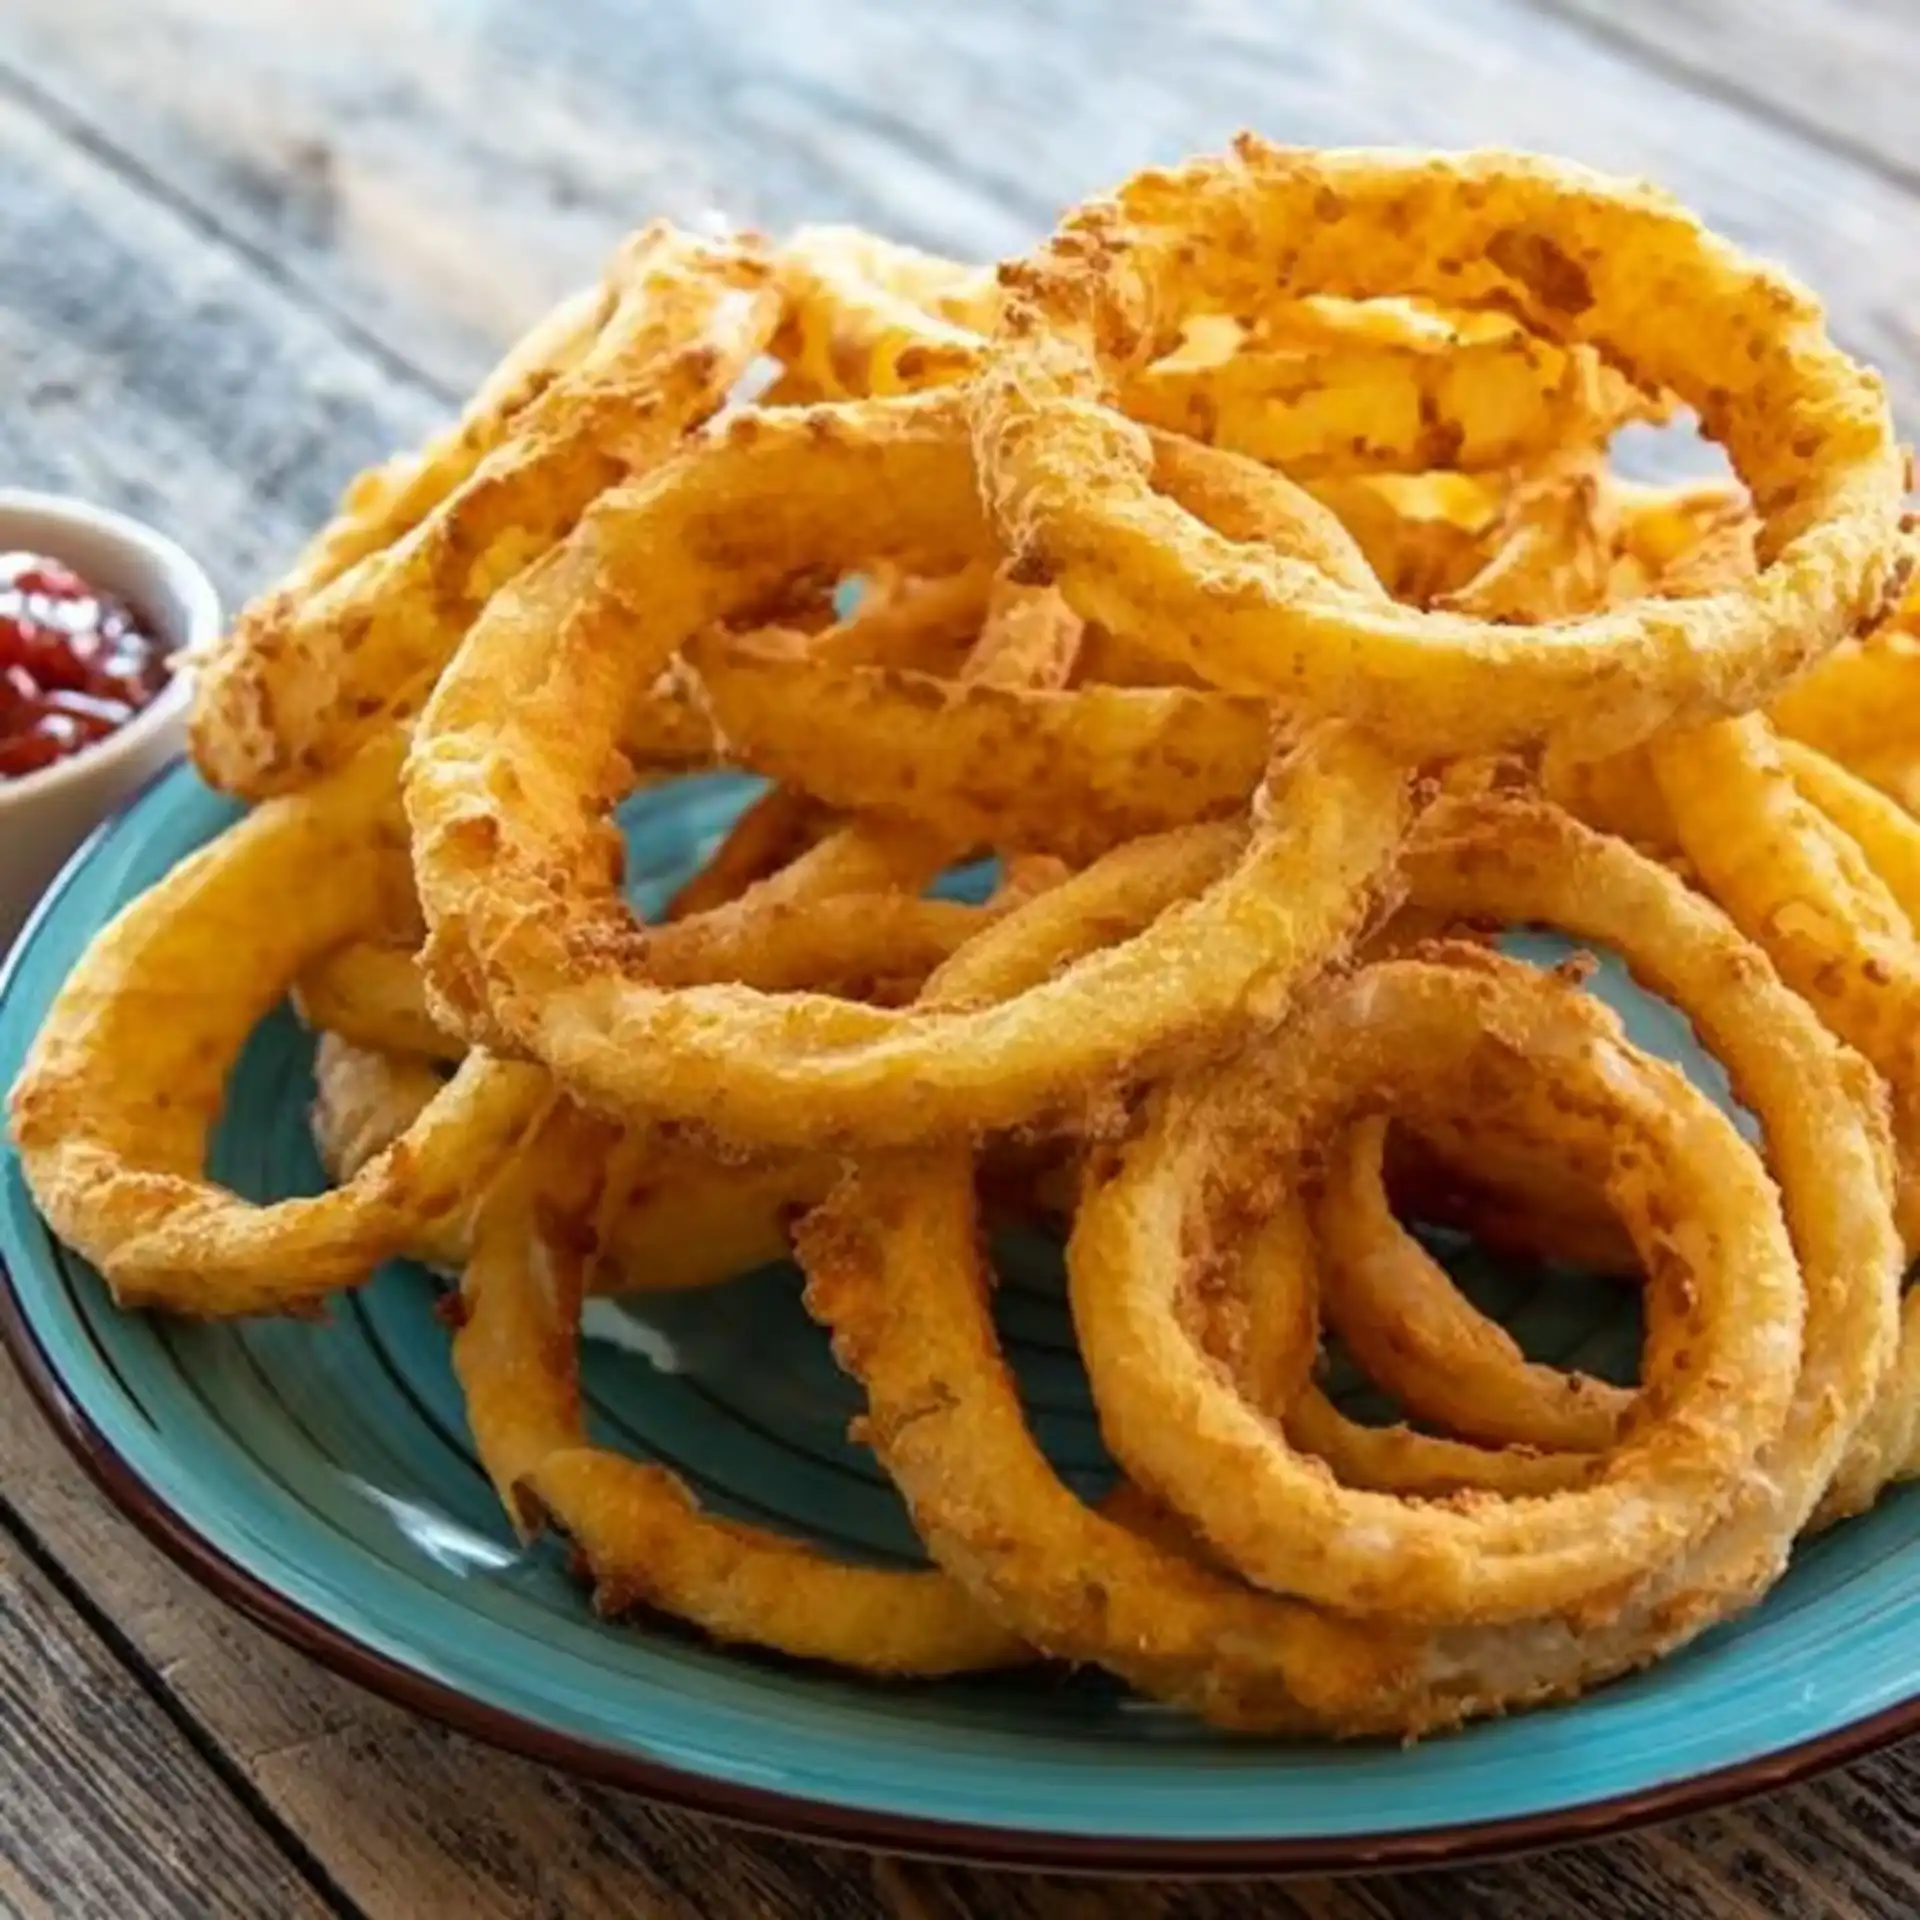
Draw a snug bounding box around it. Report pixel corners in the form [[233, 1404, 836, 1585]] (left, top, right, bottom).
[[1407, 797, 1904, 1523], [1070, 952, 1800, 1627], [407, 394, 1411, 1148], [973, 139, 1905, 756]]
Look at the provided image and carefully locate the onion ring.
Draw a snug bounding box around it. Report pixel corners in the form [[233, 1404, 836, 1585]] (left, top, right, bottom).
[[1316, 1115, 1632, 1452], [1237, 1182, 1604, 1501], [1070, 952, 1799, 1627], [1651, 718, 1920, 1213], [407, 394, 1412, 1148], [974, 138, 1905, 756], [1407, 797, 1904, 1524], [6, 736, 546, 1314]]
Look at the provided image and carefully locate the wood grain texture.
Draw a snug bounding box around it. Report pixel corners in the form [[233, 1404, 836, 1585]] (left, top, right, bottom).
[[4, 0, 1920, 418], [0, 89, 437, 606], [0, 1364, 957, 1920], [1535, 0, 1920, 187], [0, 1495, 335, 1919], [4, 0, 1920, 1914]]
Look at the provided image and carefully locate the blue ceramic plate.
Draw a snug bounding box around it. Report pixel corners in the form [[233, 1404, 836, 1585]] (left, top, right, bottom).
[[3, 763, 1918, 1874]]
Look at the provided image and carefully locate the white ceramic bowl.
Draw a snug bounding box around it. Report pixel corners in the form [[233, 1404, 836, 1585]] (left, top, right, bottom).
[[0, 491, 219, 953]]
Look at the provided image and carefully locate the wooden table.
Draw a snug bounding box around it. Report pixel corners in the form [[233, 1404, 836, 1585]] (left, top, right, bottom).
[[3, 1, 1919, 1913]]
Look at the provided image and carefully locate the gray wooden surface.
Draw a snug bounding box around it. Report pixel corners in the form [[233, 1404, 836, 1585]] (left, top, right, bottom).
[[2, 1, 1919, 1914]]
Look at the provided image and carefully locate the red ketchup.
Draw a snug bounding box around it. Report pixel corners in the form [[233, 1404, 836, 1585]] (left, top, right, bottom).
[[0, 552, 172, 781]]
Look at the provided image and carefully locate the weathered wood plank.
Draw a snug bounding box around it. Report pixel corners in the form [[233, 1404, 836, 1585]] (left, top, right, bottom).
[[0, 1498, 336, 1919], [0, 1363, 934, 1920], [1531, 0, 1920, 187], [0, 90, 437, 607], [4, 0, 1920, 427]]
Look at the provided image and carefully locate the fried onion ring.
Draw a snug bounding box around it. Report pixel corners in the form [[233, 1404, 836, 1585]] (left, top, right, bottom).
[[1234, 1179, 1605, 1501], [1071, 952, 1799, 1627], [974, 139, 1905, 756], [1408, 797, 1904, 1524], [1316, 1115, 1632, 1453], [7, 736, 545, 1314], [1650, 718, 1920, 1493], [408, 395, 1412, 1148]]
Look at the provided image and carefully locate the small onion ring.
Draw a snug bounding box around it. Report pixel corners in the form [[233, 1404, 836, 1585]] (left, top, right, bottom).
[[7, 736, 545, 1315], [1235, 1186, 1602, 1501], [1315, 1114, 1633, 1453]]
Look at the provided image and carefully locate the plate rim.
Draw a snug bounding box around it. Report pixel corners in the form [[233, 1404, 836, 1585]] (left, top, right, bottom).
[[4, 768, 1920, 1875]]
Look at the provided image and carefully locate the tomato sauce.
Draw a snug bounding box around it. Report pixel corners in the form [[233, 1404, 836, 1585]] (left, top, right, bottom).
[[0, 552, 172, 780]]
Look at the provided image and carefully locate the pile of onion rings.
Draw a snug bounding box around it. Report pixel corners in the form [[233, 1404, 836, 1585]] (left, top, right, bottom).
[[11, 138, 1919, 1736]]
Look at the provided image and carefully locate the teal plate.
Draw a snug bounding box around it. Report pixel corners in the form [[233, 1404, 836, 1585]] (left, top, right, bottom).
[[4, 762, 1920, 1875]]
